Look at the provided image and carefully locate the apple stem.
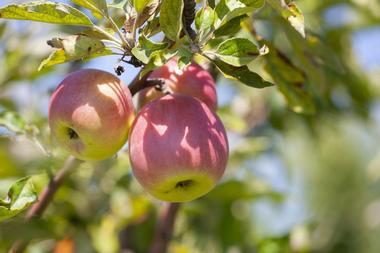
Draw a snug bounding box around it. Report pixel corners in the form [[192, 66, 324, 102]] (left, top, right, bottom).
[[128, 69, 167, 96], [149, 202, 181, 253], [8, 156, 82, 253]]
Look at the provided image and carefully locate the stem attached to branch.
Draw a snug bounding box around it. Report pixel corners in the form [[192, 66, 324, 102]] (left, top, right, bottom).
[[149, 203, 181, 253], [128, 69, 167, 96], [8, 156, 82, 253]]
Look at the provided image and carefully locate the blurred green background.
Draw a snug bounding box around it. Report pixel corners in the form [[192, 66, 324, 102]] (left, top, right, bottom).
[[1, 0, 380, 252]]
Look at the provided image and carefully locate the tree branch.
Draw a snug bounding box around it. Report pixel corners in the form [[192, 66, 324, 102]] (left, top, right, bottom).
[[182, 0, 200, 53], [8, 156, 82, 253], [183, 0, 197, 41], [149, 203, 181, 253]]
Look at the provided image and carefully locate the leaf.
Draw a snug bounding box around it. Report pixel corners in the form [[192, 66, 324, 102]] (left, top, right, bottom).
[[208, 180, 284, 202], [264, 45, 316, 114], [286, 2, 305, 37], [212, 59, 273, 88], [176, 48, 193, 69], [0, 2, 93, 27], [136, 0, 159, 26], [124, 0, 158, 33], [206, 38, 260, 66], [133, 0, 156, 14], [195, 6, 215, 32], [71, 0, 108, 19], [0, 111, 26, 134], [108, 0, 128, 9], [140, 50, 177, 77], [266, 0, 305, 37], [39, 35, 112, 70], [214, 14, 247, 37], [159, 0, 184, 41], [79, 27, 116, 40], [0, 177, 37, 222], [131, 35, 168, 64], [124, 2, 137, 32], [141, 16, 161, 37], [215, 0, 264, 27]]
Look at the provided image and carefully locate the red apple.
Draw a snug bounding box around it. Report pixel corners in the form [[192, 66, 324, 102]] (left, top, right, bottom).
[[48, 69, 135, 161], [129, 94, 228, 202], [138, 58, 218, 110]]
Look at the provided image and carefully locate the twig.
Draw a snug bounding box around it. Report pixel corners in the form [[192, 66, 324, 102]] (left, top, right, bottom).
[[8, 156, 82, 253], [149, 203, 181, 253], [182, 0, 200, 53], [182, 0, 197, 41]]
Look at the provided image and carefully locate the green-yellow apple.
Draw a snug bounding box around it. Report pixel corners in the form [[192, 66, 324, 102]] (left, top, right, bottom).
[[138, 58, 218, 110], [129, 94, 228, 202], [48, 69, 135, 161]]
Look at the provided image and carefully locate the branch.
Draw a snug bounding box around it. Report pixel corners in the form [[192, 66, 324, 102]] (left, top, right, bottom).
[[8, 156, 82, 253], [149, 203, 181, 253], [183, 0, 197, 41], [182, 0, 200, 53]]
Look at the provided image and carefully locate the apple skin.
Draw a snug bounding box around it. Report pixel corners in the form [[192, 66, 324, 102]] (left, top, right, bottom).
[[48, 69, 135, 161], [138, 58, 218, 110], [129, 94, 228, 202]]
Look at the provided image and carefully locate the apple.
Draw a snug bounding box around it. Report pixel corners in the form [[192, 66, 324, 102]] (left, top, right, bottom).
[[48, 69, 135, 161], [129, 94, 229, 202], [138, 58, 218, 110]]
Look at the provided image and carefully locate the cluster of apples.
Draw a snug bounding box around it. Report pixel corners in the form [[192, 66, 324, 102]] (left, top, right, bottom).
[[48, 58, 229, 202]]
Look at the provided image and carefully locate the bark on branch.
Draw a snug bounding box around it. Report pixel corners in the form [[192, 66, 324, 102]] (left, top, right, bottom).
[[149, 203, 181, 253]]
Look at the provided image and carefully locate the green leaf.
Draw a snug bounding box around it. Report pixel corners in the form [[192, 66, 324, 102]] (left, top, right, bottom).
[[214, 14, 247, 37], [124, 0, 158, 33], [159, 0, 183, 41], [38, 35, 113, 70], [195, 6, 215, 31], [266, 0, 305, 37], [206, 38, 260, 66], [215, 0, 264, 27], [71, 0, 108, 19], [141, 16, 161, 37], [107, 0, 128, 9], [140, 50, 177, 77], [240, 0, 265, 8], [208, 180, 284, 202], [0, 111, 26, 134], [79, 27, 116, 40], [176, 48, 193, 69], [133, 0, 156, 14], [131, 35, 169, 64], [212, 59, 273, 88], [195, 6, 216, 44], [0, 2, 93, 27], [264, 44, 316, 114], [286, 2, 305, 37], [0, 177, 37, 222]]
